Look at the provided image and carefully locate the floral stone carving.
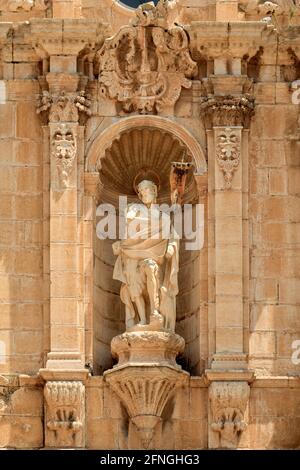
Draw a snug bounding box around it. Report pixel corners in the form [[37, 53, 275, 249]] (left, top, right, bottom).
[[215, 127, 241, 189], [44, 381, 85, 448], [51, 124, 77, 189], [37, 90, 91, 124], [209, 381, 250, 449], [97, 0, 197, 114]]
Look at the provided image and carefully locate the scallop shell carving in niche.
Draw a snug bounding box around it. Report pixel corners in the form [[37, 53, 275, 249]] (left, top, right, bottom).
[[99, 127, 195, 202]]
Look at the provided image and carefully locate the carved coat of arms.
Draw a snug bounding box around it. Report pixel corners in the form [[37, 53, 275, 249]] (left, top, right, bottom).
[[97, 0, 197, 114]]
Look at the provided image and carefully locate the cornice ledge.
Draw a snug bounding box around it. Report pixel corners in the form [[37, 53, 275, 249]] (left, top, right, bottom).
[[26, 18, 111, 57], [205, 369, 256, 384], [39, 368, 89, 382]]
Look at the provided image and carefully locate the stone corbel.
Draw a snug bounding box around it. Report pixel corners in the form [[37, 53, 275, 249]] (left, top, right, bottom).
[[104, 331, 188, 449], [209, 380, 250, 449], [206, 370, 254, 449], [40, 370, 88, 448], [44, 380, 85, 448]]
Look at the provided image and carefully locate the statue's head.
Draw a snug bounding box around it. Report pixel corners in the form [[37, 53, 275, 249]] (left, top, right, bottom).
[[137, 179, 158, 205]]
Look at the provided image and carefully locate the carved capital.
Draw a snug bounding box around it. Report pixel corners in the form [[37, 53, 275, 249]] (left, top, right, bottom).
[[37, 74, 92, 125], [200, 95, 255, 129], [209, 381, 250, 449], [44, 380, 85, 448], [214, 127, 241, 189]]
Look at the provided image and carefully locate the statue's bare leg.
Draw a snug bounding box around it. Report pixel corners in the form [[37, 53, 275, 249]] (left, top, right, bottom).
[[143, 260, 163, 324], [120, 284, 136, 329], [135, 296, 146, 325]]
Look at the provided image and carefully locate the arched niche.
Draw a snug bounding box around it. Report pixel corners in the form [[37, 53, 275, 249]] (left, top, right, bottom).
[[85, 116, 207, 375]]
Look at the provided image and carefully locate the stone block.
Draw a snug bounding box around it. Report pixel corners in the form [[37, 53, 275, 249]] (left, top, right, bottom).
[[13, 331, 43, 355], [254, 278, 278, 302], [288, 168, 300, 195], [50, 325, 81, 350], [0, 103, 14, 138], [269, 169, 288, 195], [50, 215, 78, 242], [279, 278, 300, 304], [16, 102, 41, 141], [249, 331, 276, 357], [16, 167, 42, 194], [0, 194, 13, 219], [216, 326, 243, 352], [0, 415, 43, 448], [50, 244, 79, 272], [15, 195, 42, 220], [86, 418, 120, 449], [14, 249, 42, 275], [50, 189, 77, 215], [50, 272, 81, 298]]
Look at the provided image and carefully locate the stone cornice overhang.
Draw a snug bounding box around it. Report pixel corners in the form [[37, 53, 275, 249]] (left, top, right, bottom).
[[21, 18, 111, 57], [186, 20, 277, 59]]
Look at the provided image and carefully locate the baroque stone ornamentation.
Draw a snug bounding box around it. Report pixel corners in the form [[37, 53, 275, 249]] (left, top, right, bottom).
[[239, 0, 300, 17], [44, 381, 85, 448], [215, 127, 241, 189], [97, 0, 197, 114], [209, 381, 250, 449], [105, 330, 188, 449], [37, 90, 91, 124], [0, 0, 47, 11], [51, 124, 77, 189], [200, 95, 255, 128], [111, 330, 185, 367]]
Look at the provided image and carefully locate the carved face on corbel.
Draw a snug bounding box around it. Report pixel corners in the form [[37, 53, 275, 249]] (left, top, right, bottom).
[[215, 128, 241, 189], [52, 124, 77, 189]]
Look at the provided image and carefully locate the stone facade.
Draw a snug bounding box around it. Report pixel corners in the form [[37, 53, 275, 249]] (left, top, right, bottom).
[[0, 0, 300, 450]]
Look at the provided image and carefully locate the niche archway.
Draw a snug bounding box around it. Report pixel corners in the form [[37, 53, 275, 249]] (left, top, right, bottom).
[[85, 116, 207, 375]]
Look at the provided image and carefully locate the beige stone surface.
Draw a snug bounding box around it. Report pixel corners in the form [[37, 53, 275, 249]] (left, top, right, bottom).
[[0, 0, 299, 451]]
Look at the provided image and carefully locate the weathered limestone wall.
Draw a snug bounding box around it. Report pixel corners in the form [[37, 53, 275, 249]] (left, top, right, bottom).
[[0, 77, 45, 375], [0, 0, 300, 450], [249, 69, 300, 376]]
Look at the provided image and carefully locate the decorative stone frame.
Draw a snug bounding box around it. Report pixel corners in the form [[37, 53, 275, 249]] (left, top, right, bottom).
[[83, 115, 208, 373]]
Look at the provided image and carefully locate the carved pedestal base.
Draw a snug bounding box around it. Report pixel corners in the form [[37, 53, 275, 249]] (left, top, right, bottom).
[[111, 330, 185, 368], [104, 330, 188, 449]]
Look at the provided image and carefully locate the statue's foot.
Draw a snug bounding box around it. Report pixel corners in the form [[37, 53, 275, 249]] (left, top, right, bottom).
[[137, 319, 147, 326], [150, 310, 164, 326]]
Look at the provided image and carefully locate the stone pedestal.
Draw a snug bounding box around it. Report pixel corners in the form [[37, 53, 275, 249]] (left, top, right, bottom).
[[104, 330, 188, 449]]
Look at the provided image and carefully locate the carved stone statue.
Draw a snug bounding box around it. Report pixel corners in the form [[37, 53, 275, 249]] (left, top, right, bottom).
[[112, 178, 179, 332]]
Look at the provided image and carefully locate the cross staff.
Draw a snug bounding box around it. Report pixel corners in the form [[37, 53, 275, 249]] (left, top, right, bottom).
[[170, 160, 193, 205]]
